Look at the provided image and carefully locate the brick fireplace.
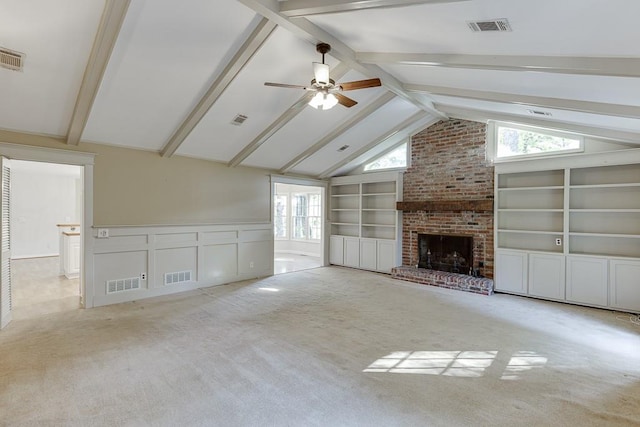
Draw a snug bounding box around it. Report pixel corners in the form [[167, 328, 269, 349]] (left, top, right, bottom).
[[391, 119, 495, 295]]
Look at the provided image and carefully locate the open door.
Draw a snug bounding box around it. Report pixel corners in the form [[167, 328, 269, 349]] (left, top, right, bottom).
[[0, 157, 11, 329]]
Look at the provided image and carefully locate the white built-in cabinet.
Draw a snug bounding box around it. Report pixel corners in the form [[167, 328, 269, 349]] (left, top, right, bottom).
[[495, 160, 640, 313], [329, 171, 402, 273]]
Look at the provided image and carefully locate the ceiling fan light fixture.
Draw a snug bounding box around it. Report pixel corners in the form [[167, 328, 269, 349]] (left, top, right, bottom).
[[313, 62, 330, 86], [309, 92, 338, 110]]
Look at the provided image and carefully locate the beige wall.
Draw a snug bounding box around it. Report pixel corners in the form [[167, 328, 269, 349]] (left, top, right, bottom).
[[0, 131, 272, 226]]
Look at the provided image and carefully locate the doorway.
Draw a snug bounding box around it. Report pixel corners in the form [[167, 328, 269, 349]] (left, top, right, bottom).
[[9, 160, 83, 320], [273, 182, 324, 274]]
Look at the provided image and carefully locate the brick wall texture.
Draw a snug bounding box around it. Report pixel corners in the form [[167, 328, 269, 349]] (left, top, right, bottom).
[[402, 119, 495, 278]]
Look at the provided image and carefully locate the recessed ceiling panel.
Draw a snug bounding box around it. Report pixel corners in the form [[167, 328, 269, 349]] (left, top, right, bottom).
[[241, 70, 387, 170], [0, 0, 104, 136], [290, 98, 421, 176], [175, 27, 328, 163], [83, 0, 257, 150], [432, 95, 640, 135], [383, 64, 640, 107], [307, 0, 640, 56]]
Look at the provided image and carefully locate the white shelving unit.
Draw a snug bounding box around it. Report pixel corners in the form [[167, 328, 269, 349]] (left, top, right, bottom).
[[495, 161, 640, 312], [329, 171, 402, 273]]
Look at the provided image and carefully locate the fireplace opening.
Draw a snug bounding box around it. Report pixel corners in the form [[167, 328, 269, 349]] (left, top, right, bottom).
[[418, 234, 473, 275]]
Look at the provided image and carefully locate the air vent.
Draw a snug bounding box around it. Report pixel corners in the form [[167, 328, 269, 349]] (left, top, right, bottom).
[[165, 270, 192, 285], [230, 114, 248, 126], [337, 145, 350, 152], [0, 47, 24, 71], [468, 19, 512, 32], [527, 109, 552, 117], [106, 277, 141, 294]]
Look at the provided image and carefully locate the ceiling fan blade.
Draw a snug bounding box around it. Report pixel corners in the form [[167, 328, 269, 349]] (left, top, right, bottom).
[[264, 82, 312, 90], [339, 78, 382, 91], [335, 93, 357, 108]]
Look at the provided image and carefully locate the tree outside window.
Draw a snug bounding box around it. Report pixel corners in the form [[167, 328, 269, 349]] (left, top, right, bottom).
[[364, 143, 407, 171], [274, 194, 287, 239], [496, 125, 582, 159]]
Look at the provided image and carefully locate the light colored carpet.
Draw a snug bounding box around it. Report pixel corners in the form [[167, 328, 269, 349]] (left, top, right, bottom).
[[1, 266, 639, 426]]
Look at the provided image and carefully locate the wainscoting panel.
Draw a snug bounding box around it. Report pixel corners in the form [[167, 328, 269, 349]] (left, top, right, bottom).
[[90, 223, 272, 307]]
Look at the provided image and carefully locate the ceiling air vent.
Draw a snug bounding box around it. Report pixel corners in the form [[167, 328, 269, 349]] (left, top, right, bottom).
[[337, 145, 350, 152], [468, 19, 512, 32], [230, 114, 248, 126], [527, 109, 552, 117], [0, 47, 25, 71]]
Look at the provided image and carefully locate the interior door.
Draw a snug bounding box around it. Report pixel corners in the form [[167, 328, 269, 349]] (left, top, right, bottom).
[[0, 157, 12, 329]]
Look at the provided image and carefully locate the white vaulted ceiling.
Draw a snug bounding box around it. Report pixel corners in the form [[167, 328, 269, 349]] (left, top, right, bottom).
[[1, 0, 639, 178]]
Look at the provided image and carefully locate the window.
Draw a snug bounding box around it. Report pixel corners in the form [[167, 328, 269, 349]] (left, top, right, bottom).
[[490, 122, 583, 161], [292, 194, 308, 239], [274, 194, 287, 239], [364, 143, 408, 171], [291, 193, 322, 241]]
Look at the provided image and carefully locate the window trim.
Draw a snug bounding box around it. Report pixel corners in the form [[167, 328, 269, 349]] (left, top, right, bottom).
[[487, 121, 584, 163]]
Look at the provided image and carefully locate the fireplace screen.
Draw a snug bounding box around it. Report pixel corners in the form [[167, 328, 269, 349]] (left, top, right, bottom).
[[418, 234, 473, 274]]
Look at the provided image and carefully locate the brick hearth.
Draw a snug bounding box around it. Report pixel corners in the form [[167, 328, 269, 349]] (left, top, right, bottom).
[[392, 266, 494, 295]]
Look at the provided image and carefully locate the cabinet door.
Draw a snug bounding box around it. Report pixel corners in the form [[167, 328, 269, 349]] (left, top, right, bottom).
[[610, 259, 640, 312], [359, 239, 377, 270], [69, 237, 81, 273], [329, 236, 344, 265], [344, 237, 360, 268], [495, 250, 528, 294], [376, 240, 396, 273], [566, 256, 608, 306], [528, 253, 565, 300]]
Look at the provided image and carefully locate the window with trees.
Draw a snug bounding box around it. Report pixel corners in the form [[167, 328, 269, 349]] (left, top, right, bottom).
[[292, 193, 322, 240], [364, 143, 408, 171], [491, 122, 583, 160], [274, 194, 287, 239]]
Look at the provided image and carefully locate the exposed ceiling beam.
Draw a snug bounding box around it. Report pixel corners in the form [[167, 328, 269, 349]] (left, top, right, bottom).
[[280, 0, 469, 17], [356, 52, 640, 78], [238, 0, 447, 119], [228, 62, 351, 167], [279, 91, 396, 173], [66, 0, 131, 145], [160, 18, 277, 158], [404, 84, 640, 119], [318, 111, 436, 178], [436, 104, 640, 145]]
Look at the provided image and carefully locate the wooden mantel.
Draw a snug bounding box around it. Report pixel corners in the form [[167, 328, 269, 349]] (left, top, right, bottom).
[[396, 199, 493, 212]]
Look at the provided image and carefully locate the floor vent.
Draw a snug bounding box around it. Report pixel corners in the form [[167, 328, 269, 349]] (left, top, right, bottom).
[[106, 277, 141, 294], [468, 19, 512, 32], [0, 47, 25, 71], [165, 270, 192, 285]]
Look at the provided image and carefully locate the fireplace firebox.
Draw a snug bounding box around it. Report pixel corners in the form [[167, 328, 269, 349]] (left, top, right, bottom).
[[418, 234, 473, 275]]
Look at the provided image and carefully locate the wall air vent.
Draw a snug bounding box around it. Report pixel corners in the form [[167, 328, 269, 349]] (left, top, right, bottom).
[[230, 114, 248, 126], [468, 19, 512, 32], [527, 109, 552, 117], [165, 270, 192, 285], [0, 47, 25, 71], [337, 145, 350, 152], [106, 277, 141, 294]]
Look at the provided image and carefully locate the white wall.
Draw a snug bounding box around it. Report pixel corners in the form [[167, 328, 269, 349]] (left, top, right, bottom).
[[10, 160, 81, 259]]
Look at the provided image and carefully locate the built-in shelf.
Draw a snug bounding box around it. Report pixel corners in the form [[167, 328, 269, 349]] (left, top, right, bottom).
[[330, 171, 402, 272], [495, 163, 640, 313]]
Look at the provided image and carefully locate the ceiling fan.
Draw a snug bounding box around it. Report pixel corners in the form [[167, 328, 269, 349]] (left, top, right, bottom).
[[264, 42, 381, 110]]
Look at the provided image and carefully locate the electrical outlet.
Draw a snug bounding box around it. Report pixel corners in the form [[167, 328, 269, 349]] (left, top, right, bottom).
[[555, 238, 562, 246], [140, 273, 147, 281], [249, 261, 254, 269], [97, 228, 109, 238]]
